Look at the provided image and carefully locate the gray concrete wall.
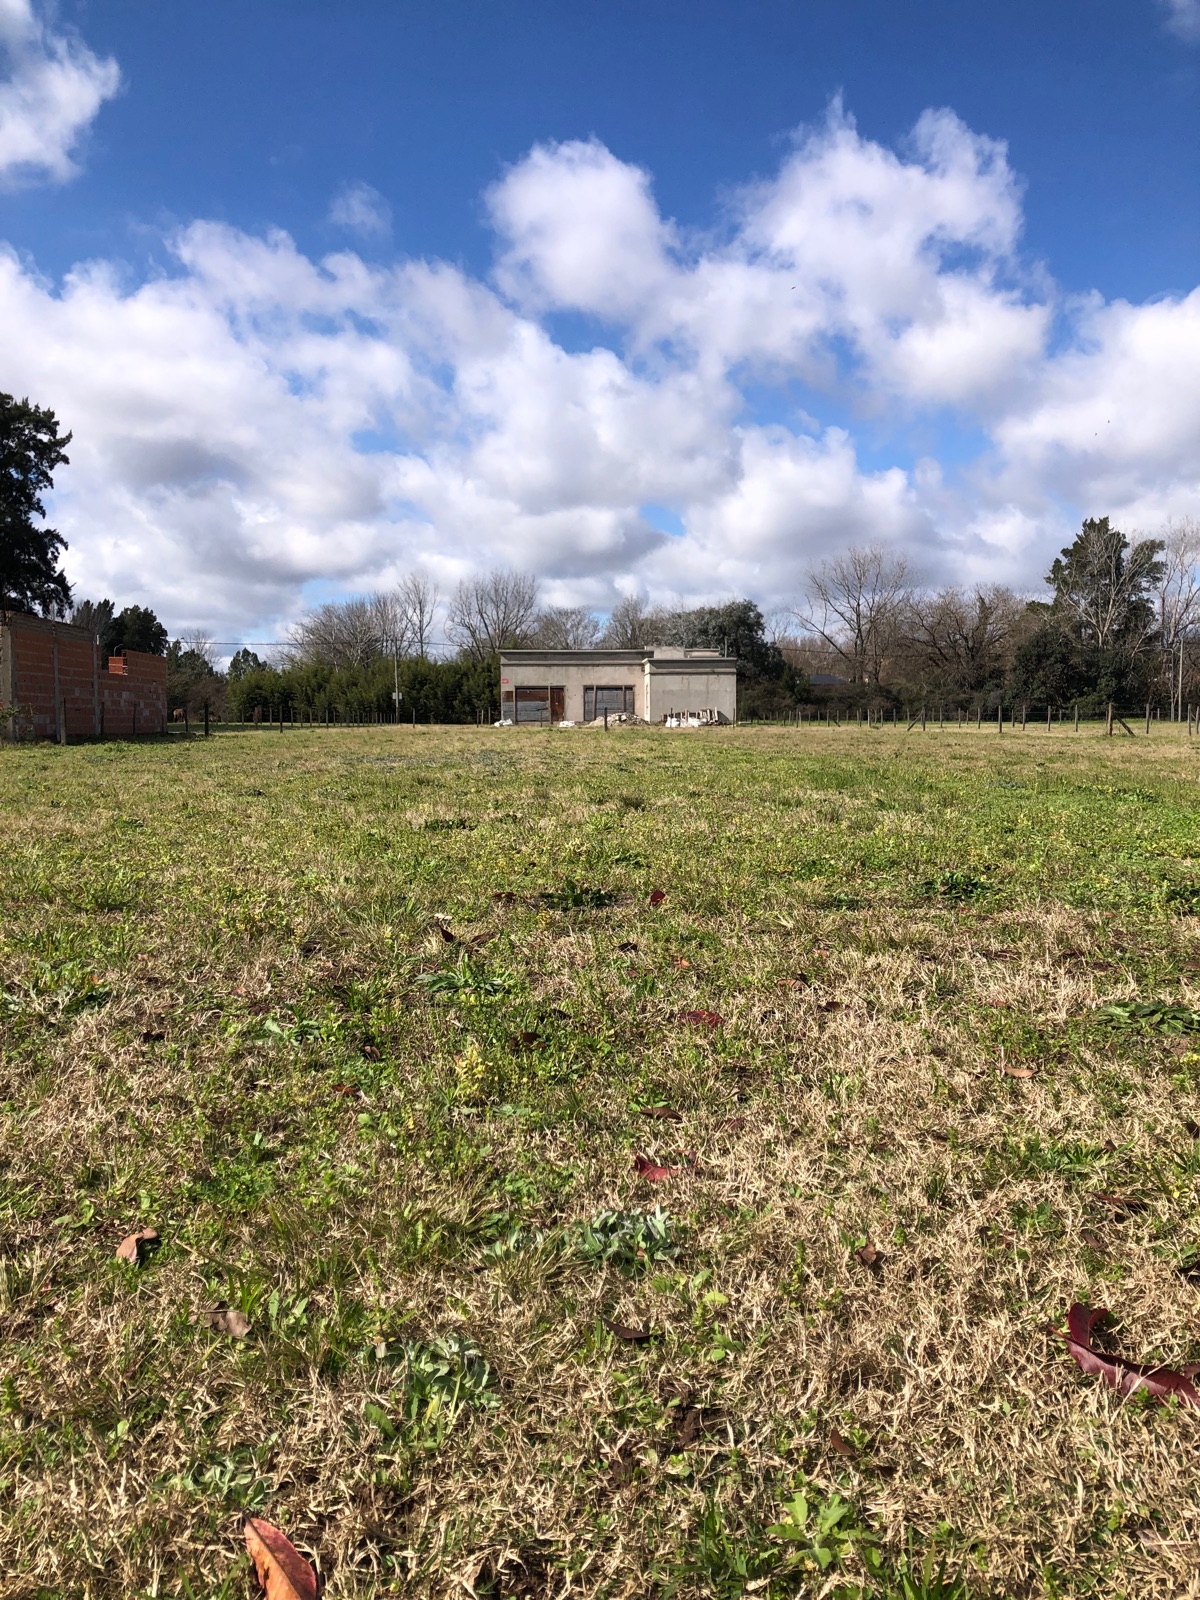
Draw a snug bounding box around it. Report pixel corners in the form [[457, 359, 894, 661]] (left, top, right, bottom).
[[499, 649, 738, 724]]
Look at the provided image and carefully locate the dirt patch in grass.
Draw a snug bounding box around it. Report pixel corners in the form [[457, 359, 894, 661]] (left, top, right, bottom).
[[2, 724, 1200, 1597]]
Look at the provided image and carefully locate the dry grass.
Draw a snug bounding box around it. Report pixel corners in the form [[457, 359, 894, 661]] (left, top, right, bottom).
[[3, 723, 1200, 1598]]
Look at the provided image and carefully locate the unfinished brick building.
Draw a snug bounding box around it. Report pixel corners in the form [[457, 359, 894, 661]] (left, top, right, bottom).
[[0, 612, 168, 741]]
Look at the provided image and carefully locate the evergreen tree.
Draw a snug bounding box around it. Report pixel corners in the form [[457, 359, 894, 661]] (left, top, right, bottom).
[[0, 393, 72, 616]]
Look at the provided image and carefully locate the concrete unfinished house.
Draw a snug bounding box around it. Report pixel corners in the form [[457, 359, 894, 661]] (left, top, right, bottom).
[[498, 648, 738, 725], [0, 612, 168, 741]]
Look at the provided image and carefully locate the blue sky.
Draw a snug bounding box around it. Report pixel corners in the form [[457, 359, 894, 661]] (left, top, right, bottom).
[[0, 0, 1197, 636]]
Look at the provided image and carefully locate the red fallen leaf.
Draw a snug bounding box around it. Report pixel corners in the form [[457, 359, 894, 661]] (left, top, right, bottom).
[[634, 1152, 680, 1182], [436, 924, 457, 943], [1052, 1304, 1200, 1409], [639, 1106, 683, 1122], [244, 1516, 318, 1600], [829, 1427, 856, 1457], [115, 1228, 158, 1265], [648, 889, 667, 906], [511, 1030, 544, 1049], [601, 1316, 654, 1342], [331, 1083, 362, 1098], [679, 1009, 723, 1028]]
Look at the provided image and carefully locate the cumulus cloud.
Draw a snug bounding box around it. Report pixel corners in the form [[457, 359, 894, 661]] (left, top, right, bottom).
[[2, 98, 1197, 635], [0, 0, 118, 187], [1160, 0, 1200, 40], [328, 181, 392, 239]]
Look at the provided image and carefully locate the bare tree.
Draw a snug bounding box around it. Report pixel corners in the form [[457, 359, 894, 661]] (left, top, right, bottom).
[[446, 569, 539, 659], [396, 571, 440, 659], [177, 630, 219, 669], [530, 605, 602, 649], [1155, 518, 1200, 718], [798, 543, 911, 684], [901, 586, 1023, 695], [600, 594, 669, 648], [287, 592, 409, 668]]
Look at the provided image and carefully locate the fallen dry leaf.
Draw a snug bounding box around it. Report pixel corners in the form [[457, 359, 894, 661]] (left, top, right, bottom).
[[1081, 1229, 1106, 1250], [601, 1316, 654, 1343], [818, 1000, 844, 1013], [1052, 1303, 1200, 1409], [436, 923, 457, 943], [855, 1241, 882, 1270], [829, 1427, 856, 1458], [140, 1028, 166, 1043], [1002, 1063, 1037, 1079], [245, 1517, 319, 1600], [207, 1306, 252, 1339], [639, 1106, 683, 1122], [115, 1228, 159, 1265], [331, 1083, 362, 1098], [648, 889, 667, 906], [360, 1043, 381, 1061], [672, 957, 691, 969], [1184, 1118, 1200, 1139], [720, 1115, 747, 1132], [633, 1153, 680, 1182], [617, 940, 638, 953], [679, 1009, 723, 1029], [1094, 1193, 1148, 1220]]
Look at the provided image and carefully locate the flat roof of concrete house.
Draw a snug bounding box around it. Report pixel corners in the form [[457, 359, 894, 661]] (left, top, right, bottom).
[[499, 647, 736, 668]]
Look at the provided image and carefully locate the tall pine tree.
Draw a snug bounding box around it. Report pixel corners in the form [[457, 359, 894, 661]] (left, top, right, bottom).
[[0, 393, 72, 617]]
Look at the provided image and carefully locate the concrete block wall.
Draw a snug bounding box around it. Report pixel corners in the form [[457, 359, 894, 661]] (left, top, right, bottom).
[[0, 614, 167, 740]]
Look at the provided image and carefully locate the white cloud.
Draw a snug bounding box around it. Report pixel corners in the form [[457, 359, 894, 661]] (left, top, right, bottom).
[[1, 102, 1197, 637], [328, 181, 392, 239], [1160, 0, 1200, 40], [0, 0, 118, 187]]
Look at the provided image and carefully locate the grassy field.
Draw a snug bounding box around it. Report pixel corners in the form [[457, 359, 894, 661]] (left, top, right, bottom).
[[3, 723, 1200, 1599]]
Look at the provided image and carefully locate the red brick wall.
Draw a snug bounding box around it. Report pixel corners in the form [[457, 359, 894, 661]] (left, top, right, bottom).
[[0, 614, 167, 740]]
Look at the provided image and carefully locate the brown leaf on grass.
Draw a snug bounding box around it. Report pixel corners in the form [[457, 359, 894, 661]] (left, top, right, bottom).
[[511, 1030, 544, 1050], [602, 1316, 654, 1342], [648, 889, 667, 906], [679, 1009, 723, 1028], [244, 1517, 318, 1600], [1139, 1529, 1200, 1551], [331, 1083, 362, 1099], [115, 1228, 158, 1265], [720, 1115, 747, 1133], [633, 1153, 680, 1182], [828, 1427, 856, 1458], [855, 1241, 882, 1270], [818, 1000, 844, 1013], [617, 940, 639, 954], [1001, 1062, 1037, 1078], [207, 1306, 252, 1339], [1052, 1304, 1200, 1409], [1184, 1118, 1200, 1139], [360, 1042, 381, 1061], [492, 891, 519, 905], [1081, 1229, 1106, 1250], [639, 1106, 683, 1122], [671, 957, 691, 969], [436, 923, 457, 943]]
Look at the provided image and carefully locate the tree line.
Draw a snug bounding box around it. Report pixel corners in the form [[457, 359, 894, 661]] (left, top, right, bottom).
[[3, 390, 1196, 725]]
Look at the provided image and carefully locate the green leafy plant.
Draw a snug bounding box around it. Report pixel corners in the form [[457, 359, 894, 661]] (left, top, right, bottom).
[[920, 871, 991, 903], [539, 879, 617, 910], [767, 1485, 880, 1582], [577, 1207, 677, 1273], [1097, 1000, 1200, 1036], [417, 957, 513, 999]]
